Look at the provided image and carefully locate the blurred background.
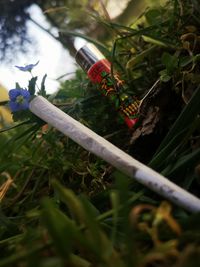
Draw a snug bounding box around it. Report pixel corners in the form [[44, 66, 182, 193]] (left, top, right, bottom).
[[0, 0, 165, 88], [0, 0, 165, 124]]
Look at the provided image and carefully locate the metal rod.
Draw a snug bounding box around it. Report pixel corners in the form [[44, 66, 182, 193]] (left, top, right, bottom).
[[30, 96, 200, 213]]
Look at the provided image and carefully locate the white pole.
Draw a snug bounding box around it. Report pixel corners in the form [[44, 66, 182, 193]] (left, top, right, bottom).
[[30, 96, 200, 213]]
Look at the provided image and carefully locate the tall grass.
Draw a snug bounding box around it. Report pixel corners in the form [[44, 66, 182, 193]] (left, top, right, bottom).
[[0, 0, 200, 266]]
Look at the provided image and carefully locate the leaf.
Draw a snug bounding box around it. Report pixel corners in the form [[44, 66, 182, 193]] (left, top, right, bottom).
[[142, 35, 170, 47], [52, 180, 86, 224], [80, 198, 125, 266], [179, 56, 193, 67], [131, 106, 160, 144], [43, 6, 67, 14], [41, 198, 78, 258], [110, 191, 120, 243], [162, 147, 200, 177], [159, 69, 171, 82], [150, 113, 200, 171], [68, 254, 91, 267], [42, 197, 109, 263], [0, 120, 31, 133], [52, 180, 118, 262], [161, 52, 178, 74], [145, 8, 162, 25], [15, 82, 21, 89], [28, 77, 37, 96], [38, 74, 47, 97], [149, 128, 187, 170], [13, 123, 39, 141], [153, 85, 200, 155], [126, 46, 156, 69], [80, 196, 114, 260], [11, 110, 33, 123]]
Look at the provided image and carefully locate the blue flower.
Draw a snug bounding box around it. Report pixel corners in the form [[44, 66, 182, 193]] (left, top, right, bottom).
[[9, 88, 31, 112], [15, 61, 39, 72]]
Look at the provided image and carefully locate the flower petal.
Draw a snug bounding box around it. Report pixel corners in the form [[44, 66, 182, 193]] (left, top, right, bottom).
[[9, 100, 29, 112], [15, 61, 39, 72], [9, 89, 21, 101], [20, 89, 31, 100], [8, 88, 31, 112], [9, 101, 20, 112]]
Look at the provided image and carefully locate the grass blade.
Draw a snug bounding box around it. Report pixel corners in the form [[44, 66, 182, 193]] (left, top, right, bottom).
[[153, 86, 200, 155]]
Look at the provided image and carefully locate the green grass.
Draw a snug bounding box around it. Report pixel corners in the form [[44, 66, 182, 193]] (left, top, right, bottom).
[[0, 0, 200, 266]]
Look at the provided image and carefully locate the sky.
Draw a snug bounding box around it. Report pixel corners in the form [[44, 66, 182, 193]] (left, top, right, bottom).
[[0, 5, 82, 94], [0, 1, 129, 94]]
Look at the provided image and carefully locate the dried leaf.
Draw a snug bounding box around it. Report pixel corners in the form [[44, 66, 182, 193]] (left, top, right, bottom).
[[131, 106, 160, 143]]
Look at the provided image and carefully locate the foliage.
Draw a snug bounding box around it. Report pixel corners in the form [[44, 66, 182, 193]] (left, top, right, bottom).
[[0, 0, 118, 61], [0, 0, 37, 62], [0, 0, 200, 266], [0, 0, 69, 61]]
